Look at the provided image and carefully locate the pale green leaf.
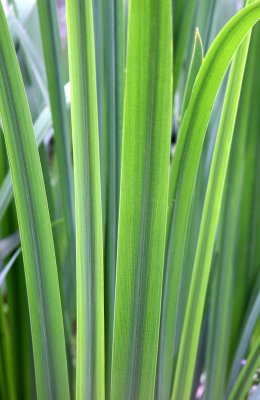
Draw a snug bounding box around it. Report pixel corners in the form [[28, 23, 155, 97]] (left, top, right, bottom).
[[111, 0, 172, 397]]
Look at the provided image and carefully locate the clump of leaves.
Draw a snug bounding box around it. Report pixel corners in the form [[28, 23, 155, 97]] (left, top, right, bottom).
[[0, 0, 260, 399]]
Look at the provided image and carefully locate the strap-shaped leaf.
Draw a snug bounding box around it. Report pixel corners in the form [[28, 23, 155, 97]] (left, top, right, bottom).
[[205, 9, 259, 398], [9, 14, 48, 103], [0, 107, 52, 222], [0, 293, 16, 400], [111, 0, 172, 398], [181, 29, 204, 121], [170, 2, 260, 399], [157, 28, 204, 400], [101, 0, 125, 394], [230, 23, 260, 348], [37, 0, 75, 296], [173, 0, 198, 92], [65, 0, 105, 398], [156, 4, 260, 399], [190, 19, 252, 400], [0, 4, 69, 399]]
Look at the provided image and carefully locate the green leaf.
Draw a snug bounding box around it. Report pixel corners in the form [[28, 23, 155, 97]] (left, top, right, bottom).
[[93, 0, 108, 226], [173, 0, 198, 93], [229, 335, 260, 400], [156, 28, 203, 400], [0, 106, 52, 222], [0, 4, 70, 399], [196, 0, 216, 49], [204, 13, 260, 399], [8, 14, 49, 104], [111, 0, 172, 397], [65, 0, 105, 398], [37, 0, 76, 306], [6, 250, 34, 399], [159, 4, 260, 399], [180, 28, 203, 121], [102, 0, 125, 394], [230, 23, 260, 353], [172, 3, 260, 398], [0, 293, 16, 400]]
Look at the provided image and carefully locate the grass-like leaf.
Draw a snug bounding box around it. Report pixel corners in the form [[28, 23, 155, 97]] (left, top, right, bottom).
[[204, 7, 259, 398], [157, 28, 204, 400], [173, 0, 198, 93], [230, 23, 260, 352], [180, 16, 252, 400], [102, 1, 125, 394], [159, 4, 260, 399], [0, 293, 16, 400], [1, 1, 260, 399], [181, 29, 204, 121], [65, 0, 105, 398], [37, 0, 75, 299], [0, 4, 69, 399], [0, 106, 52, 222], [9, 14, 48, 103], [111, 0, 172, 397], [172, 2, 260, 399]]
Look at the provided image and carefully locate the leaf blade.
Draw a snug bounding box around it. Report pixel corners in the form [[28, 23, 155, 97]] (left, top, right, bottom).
[[171, 3, 260, 399], [0, 4, 70, 399], [37, 0, 76, 305], [65, 0, 105, 398], [111, 0, 172, 397]]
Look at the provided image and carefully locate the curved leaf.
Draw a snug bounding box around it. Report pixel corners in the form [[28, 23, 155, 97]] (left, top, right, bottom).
[[0, 106, 52, 222], [171, 3, 260, 398], [0, 4, 69, 399]]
